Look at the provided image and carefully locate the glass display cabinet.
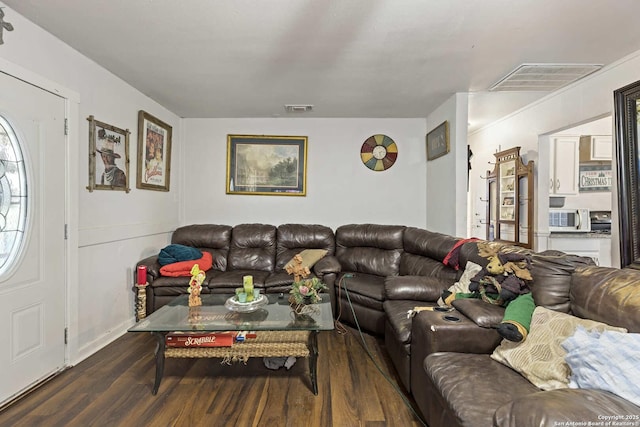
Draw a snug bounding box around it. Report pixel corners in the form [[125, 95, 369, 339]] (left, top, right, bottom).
[[486, 147, 534, 248]]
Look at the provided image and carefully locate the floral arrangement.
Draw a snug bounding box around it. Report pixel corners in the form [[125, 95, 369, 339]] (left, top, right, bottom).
[[289, 277, 327, 305], [285, 253, 326, 306]]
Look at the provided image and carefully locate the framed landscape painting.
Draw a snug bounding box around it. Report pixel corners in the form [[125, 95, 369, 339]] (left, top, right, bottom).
[[137, 110, 172, 191], [226, 135, 307, 196]]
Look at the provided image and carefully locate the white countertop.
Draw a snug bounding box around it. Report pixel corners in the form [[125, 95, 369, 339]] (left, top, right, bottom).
[[549, 232, 611, 239]]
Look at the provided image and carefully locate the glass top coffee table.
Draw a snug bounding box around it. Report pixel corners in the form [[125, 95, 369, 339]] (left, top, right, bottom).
[[128, 293, 334, 395]]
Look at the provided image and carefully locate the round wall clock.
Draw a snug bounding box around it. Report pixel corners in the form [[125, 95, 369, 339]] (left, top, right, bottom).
[[360, 134, 398, 171]]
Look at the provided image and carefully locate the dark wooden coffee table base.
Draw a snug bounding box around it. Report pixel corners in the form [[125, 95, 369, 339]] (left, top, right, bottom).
[[151, 330, 319, 395]]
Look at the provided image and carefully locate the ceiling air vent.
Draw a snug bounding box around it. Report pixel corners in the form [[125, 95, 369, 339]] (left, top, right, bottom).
[[284, 104, 313, 113], [489, 63, 603, 92]]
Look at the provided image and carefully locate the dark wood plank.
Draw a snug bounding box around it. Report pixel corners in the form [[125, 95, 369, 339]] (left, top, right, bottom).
[[0, 326, 424, 427]]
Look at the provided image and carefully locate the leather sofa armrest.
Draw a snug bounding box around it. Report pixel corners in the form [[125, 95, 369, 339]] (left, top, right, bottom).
[[452, 299, 505, 328], [494, 388, 640, 427], [385, 275, 450, 301], [137, 256, 162, 282], [313, 256, 341, 315], [409, 308, 503, 409], [313, 255, 341, 276], [411, 309, 503, 356]]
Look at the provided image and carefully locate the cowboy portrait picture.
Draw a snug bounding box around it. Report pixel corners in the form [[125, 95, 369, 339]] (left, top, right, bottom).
[[86, 115, 131, 192]]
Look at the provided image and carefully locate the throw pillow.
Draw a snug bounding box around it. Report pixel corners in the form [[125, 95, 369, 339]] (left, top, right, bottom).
[[490, 306, 627, 390], [562, 327, 639, 406], [284, 249, 328, 271], [437, 261, 482, 306]]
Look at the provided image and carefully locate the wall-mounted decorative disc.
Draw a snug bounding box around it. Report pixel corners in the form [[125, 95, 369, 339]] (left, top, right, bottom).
[[360, 134, 398, 171]]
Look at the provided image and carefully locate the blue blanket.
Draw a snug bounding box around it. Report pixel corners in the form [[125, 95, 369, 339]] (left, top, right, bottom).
[[562, 326, 640, 406], [158, 244, 203, 266]]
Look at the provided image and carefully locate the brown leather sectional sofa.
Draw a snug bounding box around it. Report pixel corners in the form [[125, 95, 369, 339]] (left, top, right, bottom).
[[136, 223, 640, 426], [136, 223, 340, 314]]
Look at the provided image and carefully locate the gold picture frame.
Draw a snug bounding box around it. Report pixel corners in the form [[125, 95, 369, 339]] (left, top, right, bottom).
[[137, 110, 172, 191], [87, 115, 130, 192], [226, 134, 307, 196], [426, 120, 450, 161]]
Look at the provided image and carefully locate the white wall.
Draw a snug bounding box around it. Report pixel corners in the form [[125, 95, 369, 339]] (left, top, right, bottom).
[[0, 3, 182, 363], [426, 93, 468, 237], [181, 118, 427, 230], [468, 49, 640, 267]]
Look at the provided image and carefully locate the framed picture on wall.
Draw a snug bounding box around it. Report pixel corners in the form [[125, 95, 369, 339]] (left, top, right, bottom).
[[86, 115, 130, 192], [226, 134, 307, 196], [426, 120, 450, 161], [137, 110, 172, 191]]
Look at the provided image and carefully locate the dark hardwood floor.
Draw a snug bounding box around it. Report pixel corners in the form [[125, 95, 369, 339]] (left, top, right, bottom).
[[0, 325, 425, 427]]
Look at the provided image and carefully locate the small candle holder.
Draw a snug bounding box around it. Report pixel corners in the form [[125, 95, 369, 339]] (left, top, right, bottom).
[[134, 283, 148, 321]]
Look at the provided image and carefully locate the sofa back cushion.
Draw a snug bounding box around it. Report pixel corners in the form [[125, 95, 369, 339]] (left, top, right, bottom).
[[458, 241, 594, 313], [335, 224, 404, 277], [528, 250, 595, 312], [227, 223, 277, 272], [570, 265, 640, 332], [275, 224, 335, 270], [400, 227, 458, 281], [171, 224, 232, 271]]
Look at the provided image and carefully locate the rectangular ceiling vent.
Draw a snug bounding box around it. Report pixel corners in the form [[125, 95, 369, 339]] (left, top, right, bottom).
[[489, 63, 603, 92], [284, 104, 314, 113]]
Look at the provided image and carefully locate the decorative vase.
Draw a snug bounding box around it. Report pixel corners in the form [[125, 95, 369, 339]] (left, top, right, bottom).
[[288, 295, 312, 314]]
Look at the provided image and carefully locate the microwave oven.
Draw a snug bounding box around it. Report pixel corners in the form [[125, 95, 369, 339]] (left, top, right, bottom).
[[549, 208, 591, 232]]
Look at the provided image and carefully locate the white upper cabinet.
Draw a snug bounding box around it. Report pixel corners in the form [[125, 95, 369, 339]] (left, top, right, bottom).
[[550, 136, 579, 196], [590, 135, 613, 160]]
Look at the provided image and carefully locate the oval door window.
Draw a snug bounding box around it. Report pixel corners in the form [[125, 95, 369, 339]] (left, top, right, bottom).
[[0, 115, 28, 277]]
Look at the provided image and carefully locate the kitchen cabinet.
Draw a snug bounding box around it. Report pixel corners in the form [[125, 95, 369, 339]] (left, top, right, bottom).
[[548, 234, 612, 267], [486, 147, 534, 248], [579, 135, 613, 161], [550, 136, 579, 196], [590, 135, 613, 160]]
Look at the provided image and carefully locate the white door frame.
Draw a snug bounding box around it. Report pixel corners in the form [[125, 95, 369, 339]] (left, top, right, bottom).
[[0, 57, 80, 365]]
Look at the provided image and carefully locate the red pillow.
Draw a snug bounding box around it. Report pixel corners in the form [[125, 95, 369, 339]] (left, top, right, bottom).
[[160, 251, 213, 277]]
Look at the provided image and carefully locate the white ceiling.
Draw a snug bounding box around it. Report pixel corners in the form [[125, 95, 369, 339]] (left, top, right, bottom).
[[4, 0, 640, 132]]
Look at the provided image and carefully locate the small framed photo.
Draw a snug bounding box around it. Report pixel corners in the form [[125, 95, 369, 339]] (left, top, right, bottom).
[[87, 115, 130, 192], [137, 110, 172, 191], [226, 134, 307, 196], [426, 121, 450, 161]]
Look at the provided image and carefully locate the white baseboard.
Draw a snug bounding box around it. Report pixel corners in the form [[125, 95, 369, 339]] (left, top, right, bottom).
[[71, 318, 134, 366]]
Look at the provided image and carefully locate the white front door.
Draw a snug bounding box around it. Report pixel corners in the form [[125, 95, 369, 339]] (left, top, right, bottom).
[[0, 71, 67, 405]]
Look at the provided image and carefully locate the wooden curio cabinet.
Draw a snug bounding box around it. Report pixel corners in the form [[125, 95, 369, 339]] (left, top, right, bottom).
[[486, 147, 534, 248]]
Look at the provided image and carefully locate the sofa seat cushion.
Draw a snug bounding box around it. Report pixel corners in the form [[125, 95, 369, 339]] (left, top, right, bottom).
[[337, 272, 385, 310], [208, 270, 270, 290], [152, 284, 210, 296], [264, 270, 299, 288], [493, 388, 640, 427], [150, 275, 211, 290], [425, 353, 539, 427], [384, 299, 436, 345]]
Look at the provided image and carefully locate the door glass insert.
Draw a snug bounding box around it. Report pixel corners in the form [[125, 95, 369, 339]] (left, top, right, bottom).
[[0, 115, 27, 277]]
